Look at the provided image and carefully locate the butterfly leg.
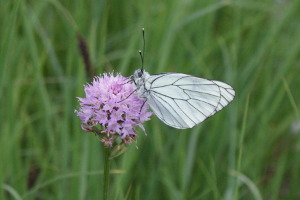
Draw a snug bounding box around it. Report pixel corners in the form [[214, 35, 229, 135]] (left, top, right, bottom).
[[136, 99, 148, 123], [139, 99, 147, 113], [117, 89, 137, 103], [121, 77, 133, 85]]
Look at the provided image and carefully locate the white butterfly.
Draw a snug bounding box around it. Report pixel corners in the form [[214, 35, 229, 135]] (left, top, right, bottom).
[[133, 69, 235, 129], [131, 28, 235, 129]]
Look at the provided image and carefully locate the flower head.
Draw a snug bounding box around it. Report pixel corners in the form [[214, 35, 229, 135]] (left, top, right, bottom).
[[76, 73, 152, 146]]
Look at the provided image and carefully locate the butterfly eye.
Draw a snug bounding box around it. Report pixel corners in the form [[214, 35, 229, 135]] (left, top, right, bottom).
[[138, 70, 143, 77]]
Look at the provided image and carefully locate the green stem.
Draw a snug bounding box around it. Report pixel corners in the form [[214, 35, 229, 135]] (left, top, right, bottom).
[[103, 147, 111, 200]]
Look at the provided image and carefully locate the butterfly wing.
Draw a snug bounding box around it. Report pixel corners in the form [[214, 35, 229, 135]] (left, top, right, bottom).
[[144, 73, 235, 129]]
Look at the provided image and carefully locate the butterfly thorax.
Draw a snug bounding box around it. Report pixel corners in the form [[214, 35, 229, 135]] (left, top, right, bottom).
[[133, 69, 151, 99]]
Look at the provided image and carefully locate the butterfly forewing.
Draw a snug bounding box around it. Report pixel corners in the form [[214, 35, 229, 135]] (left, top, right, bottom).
[[143, 73, 235, 129], [147, 73, 189, 88]]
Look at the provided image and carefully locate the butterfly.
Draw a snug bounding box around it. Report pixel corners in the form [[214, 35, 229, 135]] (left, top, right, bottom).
[[132, 29, 235, 129]]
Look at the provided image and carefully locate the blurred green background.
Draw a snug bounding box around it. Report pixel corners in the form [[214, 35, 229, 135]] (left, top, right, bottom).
[[1, 0, 300, 199]]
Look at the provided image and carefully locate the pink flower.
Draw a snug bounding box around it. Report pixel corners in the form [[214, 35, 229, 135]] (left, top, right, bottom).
[[75, 73, 152, 146]]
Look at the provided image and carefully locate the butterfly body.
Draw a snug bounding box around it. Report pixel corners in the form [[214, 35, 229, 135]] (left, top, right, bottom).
[[133, 69, 151, 98]]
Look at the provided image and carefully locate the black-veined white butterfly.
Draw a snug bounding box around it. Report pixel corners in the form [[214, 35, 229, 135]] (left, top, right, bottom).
[[132, 29, 235, 129]]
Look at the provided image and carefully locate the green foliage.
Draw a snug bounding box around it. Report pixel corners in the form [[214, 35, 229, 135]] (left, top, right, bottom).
[[1, 0, 300, 199]]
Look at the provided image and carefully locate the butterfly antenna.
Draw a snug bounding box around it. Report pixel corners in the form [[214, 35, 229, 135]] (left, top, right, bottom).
[[139, 28, 145, 71], [139, 50, 143, 71], [142, 28, 145, 67]]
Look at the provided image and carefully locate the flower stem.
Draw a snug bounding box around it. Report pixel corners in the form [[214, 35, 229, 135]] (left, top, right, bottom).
[[103, 147, 111, 200]]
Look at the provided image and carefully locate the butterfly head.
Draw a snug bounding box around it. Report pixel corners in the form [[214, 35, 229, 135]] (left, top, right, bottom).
[[133, 69, 150, 86], [134, 69, 144, 78]]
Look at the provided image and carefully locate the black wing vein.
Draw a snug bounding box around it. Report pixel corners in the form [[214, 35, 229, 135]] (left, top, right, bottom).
[[173, 99, 197, 125], [152, 92, 189, 127], [178, 87, 220, 97]]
